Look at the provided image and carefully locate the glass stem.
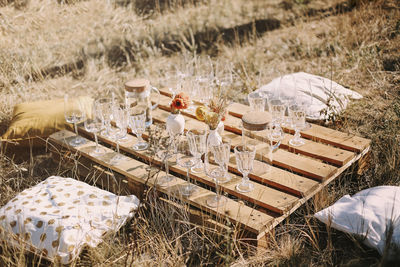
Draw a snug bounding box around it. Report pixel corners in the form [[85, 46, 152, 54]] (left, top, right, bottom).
[[116, 141, 120, 155], [137, 134, 143, 144], [74, 122, 78, 136], [94, 133, 99, 152], [186, 167, 190, 183], [243, 173, 249, 185], [295, 128, 300, 141], [215, 179, 220, 201]]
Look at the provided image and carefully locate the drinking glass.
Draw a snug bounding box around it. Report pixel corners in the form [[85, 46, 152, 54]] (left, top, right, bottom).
[[129, 111, 148, 151], [110, 105, 129, 164], [235, 143, 256, 193], [155, 126, 175, 187], [64, 94, 86, 146], [269, 98, 286, 126], [277, 74, 297, 127], [186, 128, 207, 174], [206, 141, 230, 208], [176, 136, 199, 197], [267, 122, 285, 152], [84, 100, 105, 156], [96, 97, 115, 138], [248, 91, 266, 112], [288, 104, 306, 146]]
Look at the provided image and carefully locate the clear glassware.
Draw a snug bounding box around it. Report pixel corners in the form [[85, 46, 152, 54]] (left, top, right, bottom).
[[129, 110, 148, 151], [155, 126, 175, 187], [110, 105, 129, 164], [269, 98, 286, 127], [96, 97, 115, 138], [64, 94, 86, 146], [84, 100, 106, 156], [176, 136, 199, 197], [288, 104, 306, 146], [277, 74, 297, 127], [186, 128, 207, 174], [206, 141, 230, 208], [235, 143, 256, 193], [248, 91, 266, 112]]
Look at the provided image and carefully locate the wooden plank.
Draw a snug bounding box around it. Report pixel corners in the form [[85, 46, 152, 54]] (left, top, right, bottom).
[[77, 126, 299, 215], [155, 93, 355, 166], [48, 130, 275, 234], [152, 108, 338, 181]]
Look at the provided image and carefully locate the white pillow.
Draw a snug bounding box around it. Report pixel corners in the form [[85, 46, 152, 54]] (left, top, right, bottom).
[[315, 186, 400, 257], [257, 72, 363, 121], [0, 176, 139, 264]]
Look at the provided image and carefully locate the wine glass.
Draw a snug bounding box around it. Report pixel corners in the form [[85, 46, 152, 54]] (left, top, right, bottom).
[[64, 94, 86, 146], [235, 143, 256, 193], [84, 100, 106, 156], [288, 104, 306, 146], [206, 141, 230, 208], [129, 110, 148, 151], [155, 126, 175, 187], [277, 74, 297, 127], [96, 97, 115, 138], [267, 122, 285, 152], [186, 128, 207, 174], [248, 91, 266, 112], [176, 136, 199, 197], [110, 104, 129, 164], [269, 98, 286, 126]]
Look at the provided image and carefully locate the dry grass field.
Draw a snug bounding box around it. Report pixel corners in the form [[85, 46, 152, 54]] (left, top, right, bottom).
[[0, 0, 399, 265]]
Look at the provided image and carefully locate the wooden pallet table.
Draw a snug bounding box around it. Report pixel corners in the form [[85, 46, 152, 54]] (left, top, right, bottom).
[[47, 89, 370, 249]]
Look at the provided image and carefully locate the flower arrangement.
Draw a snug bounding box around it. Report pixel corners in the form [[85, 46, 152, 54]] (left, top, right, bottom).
[[170, 92, 190, 114], [195, 83, 230, 130]]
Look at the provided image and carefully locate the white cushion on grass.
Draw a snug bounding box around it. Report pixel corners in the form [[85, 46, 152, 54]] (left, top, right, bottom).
[[0, 176, 139, 264], [257, 72, 363, 120], [314, 186, 400, 257]]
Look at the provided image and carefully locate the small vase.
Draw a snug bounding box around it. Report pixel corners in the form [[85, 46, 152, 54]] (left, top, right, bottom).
[[166, 113, 185, 136], [207, 128, 222, 146]]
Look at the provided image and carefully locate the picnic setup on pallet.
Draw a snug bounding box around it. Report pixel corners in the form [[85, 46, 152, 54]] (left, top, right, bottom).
[[47, 76, 371, 249]]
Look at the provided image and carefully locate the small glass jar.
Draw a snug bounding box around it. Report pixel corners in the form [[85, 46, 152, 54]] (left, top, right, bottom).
[[124, 79, 160, 127]]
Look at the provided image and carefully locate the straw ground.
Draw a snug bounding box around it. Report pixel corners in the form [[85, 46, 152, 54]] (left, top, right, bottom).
[[1, 0, 399, 265]]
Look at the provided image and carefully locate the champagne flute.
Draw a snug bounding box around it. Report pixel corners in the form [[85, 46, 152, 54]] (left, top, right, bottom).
[[186, 128, 207, 174], [84, 100, 106, 156], [288, 104, 306, 146], [235, 143, 256, 193], [129, 110, 148, 151], [176, 136, 199, 197], [206, 141, 230, 208], [64, 94, 86, 146]]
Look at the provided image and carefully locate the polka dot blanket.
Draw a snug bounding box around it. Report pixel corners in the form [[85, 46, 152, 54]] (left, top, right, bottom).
[[0, 176, 140, 264]]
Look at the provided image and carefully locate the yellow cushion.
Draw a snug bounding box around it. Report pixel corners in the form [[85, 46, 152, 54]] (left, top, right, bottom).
[[1, 96, 93, 147]]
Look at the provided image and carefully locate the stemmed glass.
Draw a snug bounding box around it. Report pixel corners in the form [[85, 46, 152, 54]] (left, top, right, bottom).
[[155, 126, 176, 187], [288, 104, 306, 146], [176, 136, 199, 197], [110, 104, 129, 164], [96, 97, 115, 138], [64, 94, 86, 146], [277, 74, 297, 127], [206, 141, 230, 208], [84, 100, 106, 156], [186, 128, 207, 174], [248, 91, 266, 112], [235, 143, 256, 193], [129, 110, 148, 151]]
